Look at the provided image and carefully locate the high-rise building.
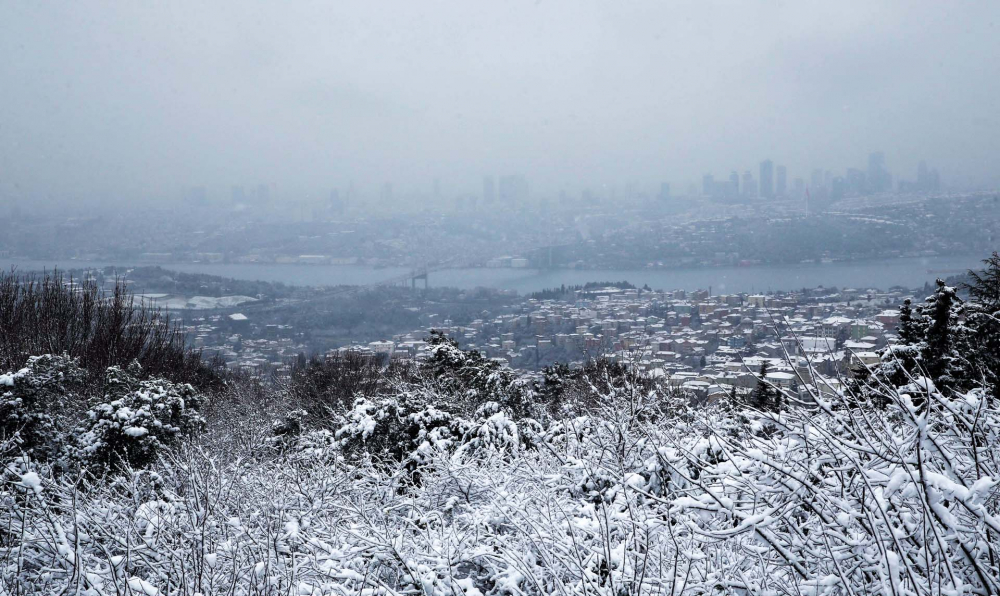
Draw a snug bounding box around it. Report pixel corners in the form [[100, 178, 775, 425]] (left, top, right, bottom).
[[658, 182, 671, 201], [867, 151, 891, 193], [916, 161, 940, 192], [742, 171, 757, 198], [483, 176, 496, 203], [792, 177, 805, 200], [831, 176, 845, 200], [759, 159, 774, 199], [728, 171, 740, 199], [900, 160, 942, 194], [846, 168, 866, 196], [702, 174, 715, 196], [810, 169, 824, 193], [329, 189, 344, 213], [498, 175, 528, 202], [775, 165, 787, 198]]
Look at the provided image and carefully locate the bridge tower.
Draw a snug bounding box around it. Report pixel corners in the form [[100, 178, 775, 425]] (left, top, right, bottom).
[[411, 268, 428, 290]]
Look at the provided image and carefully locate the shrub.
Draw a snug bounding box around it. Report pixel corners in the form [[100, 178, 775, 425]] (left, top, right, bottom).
[[0, 354, 86, 460], [75, 363, 205, 474]]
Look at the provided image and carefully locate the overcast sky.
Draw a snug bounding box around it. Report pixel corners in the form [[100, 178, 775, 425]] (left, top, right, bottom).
[[1, 0, 998, 202]]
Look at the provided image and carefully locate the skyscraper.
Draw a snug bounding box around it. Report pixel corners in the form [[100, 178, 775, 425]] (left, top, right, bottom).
[[775, 165, 787, 198], [702, 174, 715, 196], [867, 151, 891, 193], [329, 189, 344, 213], [846, 168, 866, 196], [742, 171, 757, 198], [792, 177, 805, 200], [810, 169, 824, 193], [498, 175, 528, 202], [729, 171, 740, 199], [759, 159, 774, 199]]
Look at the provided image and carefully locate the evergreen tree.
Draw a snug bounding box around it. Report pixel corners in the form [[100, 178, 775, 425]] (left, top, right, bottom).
[[896, 298, 922, 345], [967, 252, 1000, 309], [964, 252, 1000, 401], [920, 280, 968, 395], [749, 361, 781, 413]]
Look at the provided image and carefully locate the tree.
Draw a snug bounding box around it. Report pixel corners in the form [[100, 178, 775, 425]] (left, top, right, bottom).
[[896, 298, 922, 345], [964, 252, 1000, 401], [835, 325, 850, 350], [966, 251, 1000, 309], [749, 361, 781, 413], [423, 330, 532, 419], [920, 279, 969, 395]]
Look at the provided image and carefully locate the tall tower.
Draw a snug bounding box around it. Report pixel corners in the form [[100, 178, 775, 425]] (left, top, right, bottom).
[[867, 151, 888, 193], [742, 171, 757, 198], [759, 159, 774, 199]]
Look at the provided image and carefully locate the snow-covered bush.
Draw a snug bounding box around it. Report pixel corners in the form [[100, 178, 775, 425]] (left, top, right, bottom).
[[75, 363, 205, 473], [336, 393, 471, 471], [0, 354, 86, 460], [2, 367, 1000, 595], [424, 330, 533, 418]]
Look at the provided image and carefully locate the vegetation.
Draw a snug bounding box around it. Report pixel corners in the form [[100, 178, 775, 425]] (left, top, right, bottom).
[[528, 280, 637, 300], [0, 269, 216, 387], [2, 254, 1000, 594]]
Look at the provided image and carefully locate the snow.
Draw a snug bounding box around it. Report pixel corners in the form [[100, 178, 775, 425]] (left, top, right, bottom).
[[18, 471, 42, 494], [5, 314, 1000, 594], [127, 577, 159, 595], [139, 294, 258, 310]]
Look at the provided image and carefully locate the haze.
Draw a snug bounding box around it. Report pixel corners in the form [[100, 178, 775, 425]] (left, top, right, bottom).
[[2, 0, 998, 205]]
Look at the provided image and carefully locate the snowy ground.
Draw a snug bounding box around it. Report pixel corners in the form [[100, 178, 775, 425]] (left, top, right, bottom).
[[136, 294, 258, 310]]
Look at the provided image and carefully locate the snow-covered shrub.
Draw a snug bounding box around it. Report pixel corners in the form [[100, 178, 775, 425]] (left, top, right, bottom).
[[0, 354, 86, 460], [3, 368, 1000, 595], [76, 363, 205, 473], [454, 401, 524, 459], [424, 330, 533, 418], [336, 394, 470, 471]]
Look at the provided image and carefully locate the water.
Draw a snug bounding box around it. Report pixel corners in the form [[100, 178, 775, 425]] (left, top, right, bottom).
[[2, 255, 984, 294]]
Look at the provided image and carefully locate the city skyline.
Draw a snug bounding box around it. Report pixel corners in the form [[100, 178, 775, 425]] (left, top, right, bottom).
[[2, 1, 998, 204]]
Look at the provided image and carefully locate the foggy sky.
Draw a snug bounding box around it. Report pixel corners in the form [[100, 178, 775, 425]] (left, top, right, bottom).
[[1, 0, 998, 203]]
